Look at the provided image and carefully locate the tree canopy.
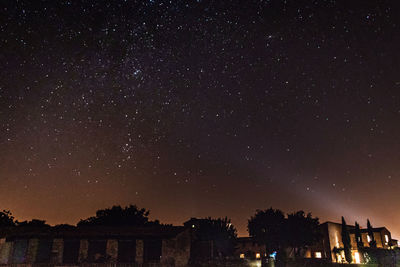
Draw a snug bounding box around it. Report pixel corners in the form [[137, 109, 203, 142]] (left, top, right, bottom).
[[248, 208, 320, 261], [286, 211, 320, 257], [248, 208, 285, 255], [0, 210, 15, 227], [187, 217, 237, 258], [77, 204, 160, 227], [17, 219, 50, 228]]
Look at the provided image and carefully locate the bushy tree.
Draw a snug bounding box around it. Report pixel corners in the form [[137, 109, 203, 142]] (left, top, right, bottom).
[[0, 210, 15, 227], [286, 211, 320, 258], [248, 208, 320, 263], [248, 208, 285, 256], [188, 217, 237, 258], [17, 219, 50, 228], [367, 219, 377, 248], [78, 205, 159, 227], [341, 217, 352, 263]]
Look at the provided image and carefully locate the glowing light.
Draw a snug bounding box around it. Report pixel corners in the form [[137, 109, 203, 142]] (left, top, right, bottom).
[[315, 252, 322, 258], [385, 235, 389, 243], [255, 253, 261, 259], [337, 255, 342, 263], [354, 252, 361, 263], [367, 235, 371, 242], [240, 253, 245, 259]]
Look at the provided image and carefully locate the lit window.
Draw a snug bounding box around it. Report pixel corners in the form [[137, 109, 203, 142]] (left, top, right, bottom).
[[367, 235, 371, 243], [240, 253, 245, 259], [256, 253, 261, 259], [354, 252, 360, 264], [385, 235, 389, 243], [315, 252, 322, 258]]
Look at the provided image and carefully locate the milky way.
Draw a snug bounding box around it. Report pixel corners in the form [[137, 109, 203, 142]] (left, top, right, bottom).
[[1, 0, 400, 236]]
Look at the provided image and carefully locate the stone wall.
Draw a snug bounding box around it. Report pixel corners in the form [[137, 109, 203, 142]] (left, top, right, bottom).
[[135, 239, 144, 264], [51, 238, 63, 264], [0, 238, 12, 264], [78, 239, 89, 263], [106, 239, 118, 262], [161, 229, 191, 267], [0, 232, 191, 266]]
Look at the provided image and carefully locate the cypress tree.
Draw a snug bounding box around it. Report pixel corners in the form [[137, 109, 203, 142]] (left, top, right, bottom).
[[341, 217, 352, 263], [354, 222, 363, 249], [367, 219, 377, 248]]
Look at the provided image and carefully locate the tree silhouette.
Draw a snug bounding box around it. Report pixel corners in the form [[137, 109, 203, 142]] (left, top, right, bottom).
[[248, 208, 321, 264], [285, 211, 320, 259], [16, 219, 50, 228], [248, 208, 286, 257], [77, 205, 159, 227], [341, 217, 352, 263], [367, 219, 377, 248], [187, 217, 237, 258], [0, 210, 15, 227], [354, 221, 363, 249]]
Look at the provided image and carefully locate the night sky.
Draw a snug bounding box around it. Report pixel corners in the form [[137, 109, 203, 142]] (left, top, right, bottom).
[[1, 0, 400, 237]]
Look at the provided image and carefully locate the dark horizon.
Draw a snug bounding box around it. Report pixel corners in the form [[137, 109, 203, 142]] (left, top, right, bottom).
[[3, 205, 395, 239], [1, 0, 400, 240]]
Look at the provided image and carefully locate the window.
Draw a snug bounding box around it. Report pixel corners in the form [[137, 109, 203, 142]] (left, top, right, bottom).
[[385, 235, 389, 244], [240, 253, 245, 259], [315, 252, 322, 258], [354, 252, 361, 264], [255, 253, 261, 259], [367, 235, 371, 243]]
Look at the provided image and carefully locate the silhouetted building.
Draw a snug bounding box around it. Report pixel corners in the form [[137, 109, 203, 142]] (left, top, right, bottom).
[[0, 226, 191, 266]]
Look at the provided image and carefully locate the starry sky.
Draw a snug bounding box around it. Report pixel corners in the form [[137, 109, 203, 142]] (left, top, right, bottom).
[[1, 0, 400, 237]]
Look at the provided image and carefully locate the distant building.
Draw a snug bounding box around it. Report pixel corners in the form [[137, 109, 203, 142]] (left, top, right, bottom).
[[0, 225, 191, 266], [306, 221, 398, 263], [234, 221, 398, 264], [235, 237, 266, 260]]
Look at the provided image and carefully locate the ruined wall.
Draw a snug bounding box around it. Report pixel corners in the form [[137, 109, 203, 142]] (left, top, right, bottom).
[[26, 238, 39, 262], [161, 229, 191, 267], [51, 238, 63, 264], [0, 232, 191, 267], [106, 239, 118, 262], [136, 239, 144, 265], [0, 238, 12, 264], [78, 239, 89, 262]]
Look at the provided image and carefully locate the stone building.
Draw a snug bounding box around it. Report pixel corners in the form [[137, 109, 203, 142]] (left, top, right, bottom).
[[233, 221, 398, 264], [235, 237, 266, 260], [0, 225, 191, 266], [306, 221, 398, 263]]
